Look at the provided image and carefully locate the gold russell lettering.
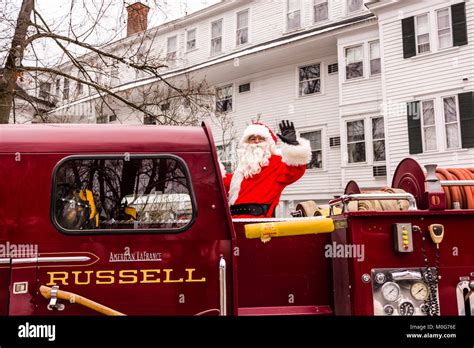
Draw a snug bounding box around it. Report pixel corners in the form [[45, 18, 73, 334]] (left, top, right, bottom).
[[47, 268, 206, 286]]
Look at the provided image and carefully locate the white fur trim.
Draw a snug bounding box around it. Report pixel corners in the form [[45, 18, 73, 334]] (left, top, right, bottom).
[[218, 161, 226, 178], [240, 124, 276, 146], [228, 171, 244, 205], [280, 137, 312, 166]]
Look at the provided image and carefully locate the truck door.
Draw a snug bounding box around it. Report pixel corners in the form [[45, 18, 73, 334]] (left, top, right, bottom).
[[33, 153, 232, 316]]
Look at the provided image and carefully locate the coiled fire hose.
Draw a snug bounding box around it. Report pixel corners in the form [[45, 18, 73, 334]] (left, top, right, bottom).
[[435, 167, 474, 209]]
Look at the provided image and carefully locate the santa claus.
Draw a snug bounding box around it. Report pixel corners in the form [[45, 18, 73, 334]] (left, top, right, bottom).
[[220, 120, 312, 218]]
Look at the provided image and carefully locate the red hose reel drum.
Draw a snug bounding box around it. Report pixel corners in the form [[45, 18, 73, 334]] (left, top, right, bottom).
[[391, 158, 427, 209]]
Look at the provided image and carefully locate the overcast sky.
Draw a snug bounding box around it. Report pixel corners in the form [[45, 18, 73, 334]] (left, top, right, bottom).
[[1, 0, 221, 66]]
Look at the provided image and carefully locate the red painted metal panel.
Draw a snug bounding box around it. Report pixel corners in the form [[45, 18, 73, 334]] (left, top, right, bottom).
[[238, 305, 332, 316], [0, 258, 10, 315], [9, 263, 37, 315], [233, 222, 332, 310]]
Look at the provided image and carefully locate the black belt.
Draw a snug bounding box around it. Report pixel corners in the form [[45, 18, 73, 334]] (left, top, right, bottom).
[[230, 204, 271, 216]]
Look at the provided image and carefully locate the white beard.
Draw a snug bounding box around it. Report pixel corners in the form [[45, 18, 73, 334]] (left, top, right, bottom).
[[228, 142, 273, 205]]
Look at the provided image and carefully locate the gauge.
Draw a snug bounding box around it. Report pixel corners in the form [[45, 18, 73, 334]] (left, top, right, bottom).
[[381, 282, 401, 302], [383, 304, 394, 316], [420, 303, 429, 315], [410, 281, 429, 301], [399, 301, 415, 316]]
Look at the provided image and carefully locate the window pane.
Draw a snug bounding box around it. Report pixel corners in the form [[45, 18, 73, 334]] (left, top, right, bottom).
[[416, 14, 429, 34], [443, 97, 457, 123], [237, 10, 248, 29], [422, 100, 435, 125], [288, 0, 300, 12], [347, 120, 365, 142], [314, 2, 328, 22], [287, 10, 301, 29], [446, 123, 460, 149], [301, 131, 322, 150], [370, 58, 381, 75], [438, 29, 451, 49], [299, 79, 321, 96], [348, 142, 366, 163], [437, 9, 450, 29], [211, 20, 222, 38], [346, 62, 363, 79], [346, 45, 363, 64], [370, 41, 380, 59], [167, 36, 177, 52], [299, 64, 320, 81], [211, 37, 222, 54], [308, 150, 323, 169], [348, 0, 363, 12], [372, 117, 384, 139], [417, 33, 430, 53], [54, 157, 194, 231], [237, 28, 248, 45], [373, 140, 386, 161], [423, 126, 437, 151]]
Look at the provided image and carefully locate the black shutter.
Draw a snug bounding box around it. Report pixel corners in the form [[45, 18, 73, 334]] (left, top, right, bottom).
[[451, 2, 468, 46], [407, 101, 422, 154], [402, 17, 416, 58], [459, 92, 474, 148]]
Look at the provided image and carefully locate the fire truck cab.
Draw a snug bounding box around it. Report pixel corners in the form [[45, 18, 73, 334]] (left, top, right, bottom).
[[0, 123, 473, 316]]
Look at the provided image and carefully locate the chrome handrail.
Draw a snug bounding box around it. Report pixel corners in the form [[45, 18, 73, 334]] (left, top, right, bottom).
[[329, 193, 418, 214], [219, 255, 227, 316], [440, 180, 474, 186]]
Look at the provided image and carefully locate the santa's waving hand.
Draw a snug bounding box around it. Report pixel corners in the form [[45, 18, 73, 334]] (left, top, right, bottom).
[[220, 120, 312, 218]]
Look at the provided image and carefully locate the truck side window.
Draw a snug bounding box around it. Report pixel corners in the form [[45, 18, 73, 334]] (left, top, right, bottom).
[[52, 156, 195, 233]]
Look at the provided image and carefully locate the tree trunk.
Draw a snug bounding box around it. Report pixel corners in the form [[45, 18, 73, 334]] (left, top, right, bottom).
[[0, 0, 34, 124]]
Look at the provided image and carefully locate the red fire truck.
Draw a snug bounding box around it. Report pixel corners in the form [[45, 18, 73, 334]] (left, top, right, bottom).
[[1, 123, 473, 316]]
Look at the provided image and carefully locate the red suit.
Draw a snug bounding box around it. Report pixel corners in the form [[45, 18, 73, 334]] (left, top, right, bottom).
[[221, 123, 312, 218]]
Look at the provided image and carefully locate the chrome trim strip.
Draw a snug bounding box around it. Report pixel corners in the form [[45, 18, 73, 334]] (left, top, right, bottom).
[[440, 180, 474, 186], [219, 255, 227, 316], [329, 193, 417, 212], [0, 258, 10, 264], [12, 256, 90, 264]]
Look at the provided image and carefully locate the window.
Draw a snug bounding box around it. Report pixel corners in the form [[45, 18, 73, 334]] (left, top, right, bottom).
[[144, 115, 156, 125], [216, 144, 234, 173], [421, 100, 436, 151], [167, 36, 177, 60], [437, 8, 452, 49], [76, 82, 83, 96], [287, 0, 301, 31], [369, 41, 381, 75], [443, 96, 460, 149], [347, 0, 364, 13], [347, 120, 366, 163], [299, 64, 321, 96], [63, 78, 70, 100], [314, 0, 328, 23], [216, 85, 233, 113], [110, 59, 119, 79], [186, 28, 196, 51], [96, 115, 108, 124], [301, 131, 323, 169], [55, 79, 60, 97], [39, 82, 51, 100], [53, 156, 194, 233], [345, 45, 363, 80], [372, 117, 385, 161], [211, 19, 223, 55], [236, 9, 249, 46], [415, 14, 430, 53]]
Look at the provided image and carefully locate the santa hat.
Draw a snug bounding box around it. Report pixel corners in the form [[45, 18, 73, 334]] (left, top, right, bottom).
[[240, 122, 278, 146]]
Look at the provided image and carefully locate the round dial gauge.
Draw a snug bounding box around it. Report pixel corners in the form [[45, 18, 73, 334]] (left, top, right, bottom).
[[410, 282, 429, 301], [381, 282, 401, 302], [399, 301, 415, 316]]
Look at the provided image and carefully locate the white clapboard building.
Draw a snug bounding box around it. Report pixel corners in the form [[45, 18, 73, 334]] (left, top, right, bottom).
[[40, 0, 474, 216]]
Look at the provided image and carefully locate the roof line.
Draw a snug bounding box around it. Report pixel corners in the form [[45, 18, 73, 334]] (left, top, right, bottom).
[[49, 13, 376, 115]]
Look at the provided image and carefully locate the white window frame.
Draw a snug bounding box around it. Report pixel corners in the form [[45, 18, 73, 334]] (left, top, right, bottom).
[[442, 95, 462, 150], [186, 28, 197, 52], [420, 98, 437, 153], [236, 9, 250, 47], [415, 13, 431, 54], [299, 127, 326, 171], [215, 84, 233, 113], [297, 62, 323, 97], [345, 118, 367, 164], [313, 0, 329, 24], [210, 19, 223, 56], [286, 0, 301, 31], [166, 35, 177, 60], [344, 43, 364, 81], [346, 0, 365, 14], [436, 7, 453, 50], [371, 116, 386, 163]]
